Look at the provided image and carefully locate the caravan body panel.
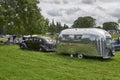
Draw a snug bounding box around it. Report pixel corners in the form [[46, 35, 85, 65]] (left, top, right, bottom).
[[57, 28, 115, 59]]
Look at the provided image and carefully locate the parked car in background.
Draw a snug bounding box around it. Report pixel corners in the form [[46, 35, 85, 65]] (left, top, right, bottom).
[[0, 35, 22, 44], [19, 36, 56, 51], [0, 35, 11, 44], [113, 38, 120, 50]]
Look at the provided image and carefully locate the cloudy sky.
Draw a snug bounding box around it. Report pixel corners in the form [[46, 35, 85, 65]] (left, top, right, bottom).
[[38, 0, 120, 27]]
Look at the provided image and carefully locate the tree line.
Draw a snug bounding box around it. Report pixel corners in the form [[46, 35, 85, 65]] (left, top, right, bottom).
[[0, 0, 119, 35], [72, 16, 120, 31], [48, 20, 69, 34]]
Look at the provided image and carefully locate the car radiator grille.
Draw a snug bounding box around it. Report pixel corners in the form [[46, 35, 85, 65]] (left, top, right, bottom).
[[47, 44, 55, 49]]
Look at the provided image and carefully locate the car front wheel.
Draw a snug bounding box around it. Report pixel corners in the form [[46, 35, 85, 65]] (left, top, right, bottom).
[[39, 47, 45, 51], [20, 43, 27, 49]]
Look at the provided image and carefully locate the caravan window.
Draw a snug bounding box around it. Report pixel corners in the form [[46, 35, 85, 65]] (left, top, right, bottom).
[[106, 38, 112, 46], [81, 34, 96, 41], [74, 35, 82, 40], [60, 35, 75, 41], [81, 34, 90, 39], [59, 35, 69, 41]]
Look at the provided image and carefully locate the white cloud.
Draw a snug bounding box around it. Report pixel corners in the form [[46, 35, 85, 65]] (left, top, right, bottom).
[[81, 0, 96, 4], [65, 8, 81, 15], [109, 8, 120, 18], [39, 0, 120, 27], [47, 9, 63, 16]]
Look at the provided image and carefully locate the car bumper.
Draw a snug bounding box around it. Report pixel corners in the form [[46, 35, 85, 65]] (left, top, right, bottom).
[[114, 45, 120, 50], [45, 48, 56, 52]]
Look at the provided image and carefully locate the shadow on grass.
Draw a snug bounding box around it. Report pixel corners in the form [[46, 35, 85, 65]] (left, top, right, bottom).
[[18, 48, 115, 62], [83, 56, 114, 62], [18, 48, 56, 53], [55, 52, 114, 62]]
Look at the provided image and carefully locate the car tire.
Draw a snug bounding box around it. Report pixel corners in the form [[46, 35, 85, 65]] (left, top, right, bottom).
[[39, 47, 42, 51], [20, 43, 27, 49], [20, 45, 24, 49], [39, 47, 44, 51]]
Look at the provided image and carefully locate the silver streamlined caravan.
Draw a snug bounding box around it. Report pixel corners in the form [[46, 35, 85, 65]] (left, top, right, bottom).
[[56, 28, 115, 59]]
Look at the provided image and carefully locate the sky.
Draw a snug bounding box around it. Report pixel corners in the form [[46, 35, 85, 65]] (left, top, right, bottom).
[[38, 0, 120, 27]]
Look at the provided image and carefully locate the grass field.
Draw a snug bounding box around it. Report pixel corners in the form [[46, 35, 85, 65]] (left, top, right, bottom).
[[111, 34, 119, 38], [0, 45, 120, 80]]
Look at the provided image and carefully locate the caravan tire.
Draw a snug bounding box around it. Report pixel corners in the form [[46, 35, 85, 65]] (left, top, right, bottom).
[[77, 54, 83, 59]]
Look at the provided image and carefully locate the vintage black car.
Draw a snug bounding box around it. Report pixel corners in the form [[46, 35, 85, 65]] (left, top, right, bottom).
[[19, 36, 56, 51]]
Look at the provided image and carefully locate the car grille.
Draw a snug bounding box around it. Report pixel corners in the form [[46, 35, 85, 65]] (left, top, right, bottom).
[[46, 44, 55, 49]]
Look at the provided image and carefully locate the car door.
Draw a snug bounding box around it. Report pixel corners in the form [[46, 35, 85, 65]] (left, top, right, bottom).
[[28, 37, 34, 49], [33, 38, 39, 50], [25, 38, 31, 48]]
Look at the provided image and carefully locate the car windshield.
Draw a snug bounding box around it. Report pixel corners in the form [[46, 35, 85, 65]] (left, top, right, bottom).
[[43, 37, 53, 42]]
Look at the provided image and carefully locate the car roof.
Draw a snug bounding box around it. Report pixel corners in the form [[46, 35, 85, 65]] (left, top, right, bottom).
[[29, 36, 51, 39]]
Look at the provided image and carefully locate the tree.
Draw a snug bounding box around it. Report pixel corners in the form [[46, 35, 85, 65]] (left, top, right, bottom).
[[96, 26, 102, 29], [0, 3, 5, 34], [56, 22, 62, 33], [48, 20, 56, 34], [118, 19, 120, 24], [42, 18, 49, 34], [72, 16, 96, 28], [0, 0, 47, 35], [0, 0, 23, 34], [48, 20, 69, 34], [103, 22, 119, 31], [63, 24, 69, 30]]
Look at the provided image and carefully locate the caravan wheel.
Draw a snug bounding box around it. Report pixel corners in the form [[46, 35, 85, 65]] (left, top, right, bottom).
[[77, 54, 83, 59], [70, 54, 73, 57]]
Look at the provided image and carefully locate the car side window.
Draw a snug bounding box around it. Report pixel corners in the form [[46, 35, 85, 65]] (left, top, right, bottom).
[[36, 38, 40, 42], [30, 38, 33, 41], [39, 38, 42, 43]]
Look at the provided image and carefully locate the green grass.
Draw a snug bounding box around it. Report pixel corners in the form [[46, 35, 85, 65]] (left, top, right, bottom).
[[111, 34, 119, 38], [0, 38, 3, 42], [0, 45, 120, 80]]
